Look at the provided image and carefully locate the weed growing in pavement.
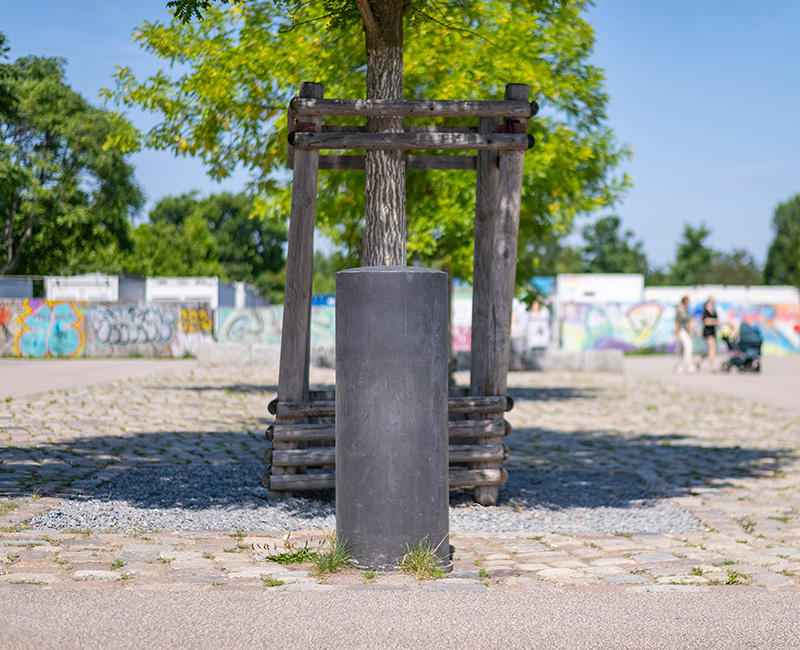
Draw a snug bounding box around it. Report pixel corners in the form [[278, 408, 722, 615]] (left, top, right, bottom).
[[158, 557, 173, 564], [311, 533, 353, 578], [262, 577, 285, 587], [109, 559, 126, 570], [0, 500, 19, 517], [736, 518, 756, 534], [690, 567, 704, 576], [478, 567, 490, 580], [362, 570, 376, 584], [399, 538, 446, 581], [202, 552, 214, 560], [725, 570, 748, 585], [265, 544, 316, 565]]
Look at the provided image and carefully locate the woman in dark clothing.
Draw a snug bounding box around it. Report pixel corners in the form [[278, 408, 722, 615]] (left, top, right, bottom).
[[699, 296, 720, 371]]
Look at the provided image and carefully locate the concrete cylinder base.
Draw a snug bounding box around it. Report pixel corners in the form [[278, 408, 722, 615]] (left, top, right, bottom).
[[335, 266, 451, 572]]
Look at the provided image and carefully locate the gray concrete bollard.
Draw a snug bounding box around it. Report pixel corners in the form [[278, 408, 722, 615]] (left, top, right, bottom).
[[335, 266, 450, 571]]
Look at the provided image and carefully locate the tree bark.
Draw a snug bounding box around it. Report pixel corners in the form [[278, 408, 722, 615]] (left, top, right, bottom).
[[357, 0, 406, 267]]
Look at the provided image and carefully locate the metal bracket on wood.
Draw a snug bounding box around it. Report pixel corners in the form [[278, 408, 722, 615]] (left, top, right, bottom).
[[492, 118, 527, 134], [287, 121, 317, 146]]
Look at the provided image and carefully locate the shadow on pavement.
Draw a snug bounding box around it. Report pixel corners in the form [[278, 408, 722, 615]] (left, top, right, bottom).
[[3, 424, 794, 512]]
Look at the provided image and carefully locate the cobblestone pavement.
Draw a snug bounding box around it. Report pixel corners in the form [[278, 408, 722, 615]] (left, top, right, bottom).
[[1, 363, 799, 593]]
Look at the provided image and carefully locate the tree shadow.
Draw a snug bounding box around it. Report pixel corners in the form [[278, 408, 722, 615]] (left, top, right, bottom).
[[3, 421, 794, 518], [496, 426, 794, 508]]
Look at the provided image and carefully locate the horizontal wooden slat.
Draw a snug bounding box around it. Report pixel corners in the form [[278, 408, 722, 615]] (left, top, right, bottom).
[[267, 418, 510, 442], [291, 97, 538, 118], [267, 443, 509, 467], [321, 125, 476, 134], [319, 154, 477, 171], [268, 395, 511, 419], [448, 468, 508, 488], [448, 395, 512, 414], [264, 472, 335, 491], [264, 467, 508, 492], [290, 132, 533, 152]]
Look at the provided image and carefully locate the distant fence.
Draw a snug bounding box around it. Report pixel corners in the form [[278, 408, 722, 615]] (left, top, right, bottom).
[[0, 299, 214, 358], [561, 301, 800, 356]]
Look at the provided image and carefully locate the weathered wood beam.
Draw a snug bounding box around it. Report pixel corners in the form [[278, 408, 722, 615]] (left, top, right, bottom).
[[321, 125, 476, 133], [266, 418, 511, 443], [268, 395, 511, 419], [291, 97, 538, 119], [290, 132, 533, 152], [264, 468, 508, 492], [319, 154, 477, 171], [266, 443, 509, 468]]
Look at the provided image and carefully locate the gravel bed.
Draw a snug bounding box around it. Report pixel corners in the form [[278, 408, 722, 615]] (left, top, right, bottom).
[[29, 464, 704, 535]]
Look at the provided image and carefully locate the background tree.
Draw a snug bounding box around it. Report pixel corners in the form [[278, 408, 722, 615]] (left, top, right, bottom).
[[764, 194, 800, 288], [668, 223, 715, 285], [667, 222, 763, 286], [104, 0, 630, 288], [1, 39, 142, 275], [579, 215, 648, 274], [124, 191, 288, 300]]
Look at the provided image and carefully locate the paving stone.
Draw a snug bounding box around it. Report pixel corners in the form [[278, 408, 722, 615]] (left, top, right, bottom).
[[631, 553, 679, 563], [73, 570, 119, 581], [421, 582, 487, 591], [604, 574, 652, 585], [749, 572, 796, 588]]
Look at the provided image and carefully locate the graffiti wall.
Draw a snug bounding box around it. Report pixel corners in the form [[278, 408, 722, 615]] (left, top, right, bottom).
[[0, 300, 214, 358], [561, 301, 800, 356], [217, 306, 335, 348]]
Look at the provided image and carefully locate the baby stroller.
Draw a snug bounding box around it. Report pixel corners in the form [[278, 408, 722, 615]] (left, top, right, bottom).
[[721, 323, 762, 373]]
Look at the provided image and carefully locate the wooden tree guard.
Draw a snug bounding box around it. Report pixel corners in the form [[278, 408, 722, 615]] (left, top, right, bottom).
[[265, 82, 536, 504]]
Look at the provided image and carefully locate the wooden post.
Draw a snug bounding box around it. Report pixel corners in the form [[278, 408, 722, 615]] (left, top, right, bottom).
[[269, 81, 324, 498], [469, 116, 500, 399], [474, 83, 529, 506]]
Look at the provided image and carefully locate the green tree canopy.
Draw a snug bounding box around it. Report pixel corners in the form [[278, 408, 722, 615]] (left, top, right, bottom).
[[1, 37, 143, 275], [579, 215, 648, 274], [669, 224, 715, 285], [667, 223, 763, 286], [123, 191, 287, 299], [103, 0, 630, 287], [764, 194, 800, 288]]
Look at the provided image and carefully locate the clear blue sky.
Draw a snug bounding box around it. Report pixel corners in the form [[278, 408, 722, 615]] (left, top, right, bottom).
[[3, 0, 799, 268]]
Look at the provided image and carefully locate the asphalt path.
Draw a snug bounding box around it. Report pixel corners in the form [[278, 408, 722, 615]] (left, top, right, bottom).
[[2, 589, 799, 650], [0, 358, 197, 400], [624, 354, 800, 412]]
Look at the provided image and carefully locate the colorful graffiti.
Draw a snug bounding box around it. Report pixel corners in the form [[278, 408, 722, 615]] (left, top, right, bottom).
[[0, 300, 214, 359], [85, 305, 176, 347], [562, 301, 800, 356], [15, 300, 85, 358], [217, 306, 335, 347], [181, 307, 213, 334]]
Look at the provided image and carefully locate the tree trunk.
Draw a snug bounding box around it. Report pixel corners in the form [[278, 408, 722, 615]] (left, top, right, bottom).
[[357, 0, 406, 267]]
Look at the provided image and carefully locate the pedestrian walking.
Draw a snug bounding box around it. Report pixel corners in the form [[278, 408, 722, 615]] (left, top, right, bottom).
[[674, 295, 698, 373], [698, 296, 721, 372]]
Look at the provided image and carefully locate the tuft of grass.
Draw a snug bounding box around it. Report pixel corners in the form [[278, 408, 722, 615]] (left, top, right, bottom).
[[202, 551, 214, 560], [362, 570, 376, 584], [0, 500, 20, 517], [266, 544, 316, 565], [311, 533, 353, 577], [478, 567, 490, 580], [399, 538, 446, 581], [690, 566, 704, 576], [109, 559, 126, 571], [262, 576, 285, 587], [736, 517, 756, 535], [725, 570, 748, 585]]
